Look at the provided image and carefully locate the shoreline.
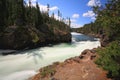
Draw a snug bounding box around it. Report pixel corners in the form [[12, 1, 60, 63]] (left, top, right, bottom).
[[30, 48, 110, 80]]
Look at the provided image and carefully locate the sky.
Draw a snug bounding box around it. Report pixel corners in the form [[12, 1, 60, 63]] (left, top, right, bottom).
[[25, 0, 107, 28]]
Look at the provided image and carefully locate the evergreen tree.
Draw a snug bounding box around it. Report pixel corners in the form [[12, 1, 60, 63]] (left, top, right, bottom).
[[0, 0, 6, 31], [7, 0, 25, 26], [25, 0, 32, 25], [80, 0, 120, 41], [58, 10, 60, 21], [35, 2, 43, 28], [95, 0, 120, 40], [47, 4, 50, 16], [68, 18, 71, 27], [51, 12, 54, 19], [15, 0, 25, 26]]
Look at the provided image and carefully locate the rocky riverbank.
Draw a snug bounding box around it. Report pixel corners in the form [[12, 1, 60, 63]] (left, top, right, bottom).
[[0, 24, 71, 50], [30, 49, 111, 80]]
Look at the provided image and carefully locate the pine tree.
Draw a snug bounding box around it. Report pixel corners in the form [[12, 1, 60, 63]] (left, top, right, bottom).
[[0, 0, 7, 31], [15, 0, 25, 26], [51, 12, 54, 19], [25, 0, 32, 25], [68, 18, 71, 27], [7, 0, 25, 26], [35, 2, 43, 28], [47, 4, 50, 16], [58, 10, 60, 21], [96, 0, 120, 40]]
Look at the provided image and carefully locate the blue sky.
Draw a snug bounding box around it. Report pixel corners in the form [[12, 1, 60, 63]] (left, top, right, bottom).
[[25, 0, 107, 28]]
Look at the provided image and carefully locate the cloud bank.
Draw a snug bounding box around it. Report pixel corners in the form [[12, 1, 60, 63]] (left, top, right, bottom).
[[87, 0, 101, 7]]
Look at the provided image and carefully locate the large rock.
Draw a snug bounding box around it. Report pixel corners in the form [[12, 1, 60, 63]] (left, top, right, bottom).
[[100, 34, 109, 47], [0, 24, 71, 50], [0, 26, 42, 49]]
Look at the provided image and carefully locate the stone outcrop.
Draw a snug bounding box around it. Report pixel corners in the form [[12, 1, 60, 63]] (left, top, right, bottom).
[[0, 24, 71, 50]]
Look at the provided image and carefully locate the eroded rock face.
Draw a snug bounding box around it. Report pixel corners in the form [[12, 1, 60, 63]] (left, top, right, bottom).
[[1, 26, 38, 49], [0, 24, 71, 50], [100, 34, 109, 47]]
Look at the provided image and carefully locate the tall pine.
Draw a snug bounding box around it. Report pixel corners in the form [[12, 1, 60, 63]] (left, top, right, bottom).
[[0, 0, 6, 31], [35, 2, 43, 28], [7, 0, 25, 26]]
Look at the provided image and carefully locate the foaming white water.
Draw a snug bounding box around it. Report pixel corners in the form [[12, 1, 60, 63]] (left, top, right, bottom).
[[71, 32, 82, 35], [0, 70, 37, 80], [0, 32, 100, 80]]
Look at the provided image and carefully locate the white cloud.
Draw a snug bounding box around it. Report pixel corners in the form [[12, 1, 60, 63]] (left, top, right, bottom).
[[24, 0, 58, 12], [52, 14, 62, 21], [31, 0, 37, 3], [37, 4, 58, 12], [83, 11, 95, 17], [70, 19, 81, 28], [54, 14, 59, 20], [87, 0, 101, 7], [71, 19, 76, 23], [65, 19, 76, 23], [72, 14, 80, 18], [39, 4, 47, 12], [71, 23, 82, 28], [50, 6, 58, 11], [91, 17, 96, 20], [25, 0, 36, 4], [83, 11, 97, 20]]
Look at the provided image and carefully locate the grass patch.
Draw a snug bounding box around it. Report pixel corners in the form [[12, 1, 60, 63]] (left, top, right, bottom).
[[40, 65, 56, 78]]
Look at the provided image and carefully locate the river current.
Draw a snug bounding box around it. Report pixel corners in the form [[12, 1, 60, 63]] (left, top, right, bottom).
[[0, 32, 100, 80]]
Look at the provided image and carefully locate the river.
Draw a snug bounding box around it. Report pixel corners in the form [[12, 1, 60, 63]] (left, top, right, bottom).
[[0, 32, 100, 80]]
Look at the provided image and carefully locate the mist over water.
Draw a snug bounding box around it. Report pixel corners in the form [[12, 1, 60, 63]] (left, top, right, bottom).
[[0, 32, 100, 80]]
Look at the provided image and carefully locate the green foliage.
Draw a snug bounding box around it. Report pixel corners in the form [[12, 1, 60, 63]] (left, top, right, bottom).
[[78, 1, 120, 79], [96, 0, 120, 40], [0, 0, 7, 31], [6, 0, 25, 26], [0, 0, 71, 34], [95, 41, 120, 78], [35, 2, 43, 27], [75, 0, 120, 42], [0, 0, 70, 32], [0, 0, 71, 50], [30, 31, 39, 43], [40, 66, 56, 78]]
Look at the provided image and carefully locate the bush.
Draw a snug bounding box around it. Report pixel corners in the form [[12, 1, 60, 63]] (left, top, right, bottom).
[[95, 41, 120, 78], [40, 66, 56, 78]]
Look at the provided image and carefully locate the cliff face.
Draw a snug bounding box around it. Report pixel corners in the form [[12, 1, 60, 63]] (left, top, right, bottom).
[[0, 23, 71, 50]]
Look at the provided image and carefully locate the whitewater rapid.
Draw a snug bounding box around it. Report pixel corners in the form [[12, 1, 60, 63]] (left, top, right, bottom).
[[0, 32, 100, 80]]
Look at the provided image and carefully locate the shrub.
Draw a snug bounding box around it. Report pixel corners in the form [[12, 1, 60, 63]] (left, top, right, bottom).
[[40, 66, 56, 78], [95, 41, 120, 78]]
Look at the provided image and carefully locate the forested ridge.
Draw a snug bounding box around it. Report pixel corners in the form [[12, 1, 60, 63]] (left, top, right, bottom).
[[0, 0, 71, 50], [72, 0, 120, 79]]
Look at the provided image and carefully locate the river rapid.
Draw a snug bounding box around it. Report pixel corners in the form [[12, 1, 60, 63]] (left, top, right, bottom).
[[0, 32, 100, 80]]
